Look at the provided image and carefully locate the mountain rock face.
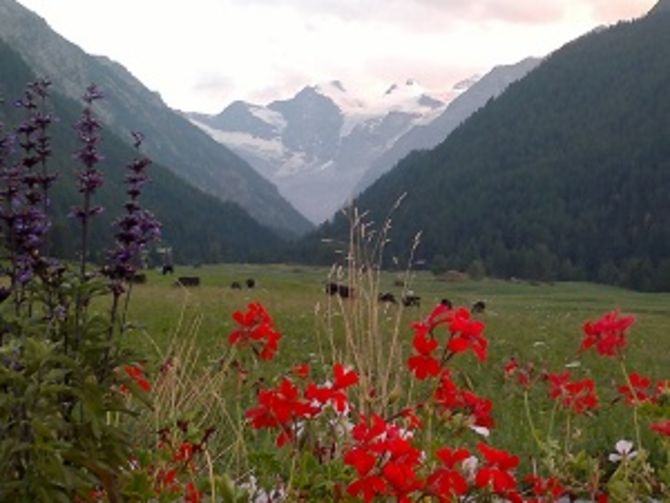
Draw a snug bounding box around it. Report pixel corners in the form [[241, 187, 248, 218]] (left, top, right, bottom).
[[189, 79, 452, 223], [308, 13, 670, 291], [0, 0, 312, 236], [355, 57, 541, 193]]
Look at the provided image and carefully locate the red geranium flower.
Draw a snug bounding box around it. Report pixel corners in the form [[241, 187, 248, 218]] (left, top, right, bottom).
[[434, 370, 495, 428], [228, 302, 282, 361], [446, 308, 488, 362], [547, 372, 598, 414], [475, 443, 521, 501], [122, 364, 151, 393], [426, 447, 471, 499], [651, 419, 670, 437], [407, 330, 441, 380], [581, 310, 635, 357], [525, 474, 564, 502], [618, 372, 654, 406]]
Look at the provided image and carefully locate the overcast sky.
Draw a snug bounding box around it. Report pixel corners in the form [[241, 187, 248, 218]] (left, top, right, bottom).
[[16, 0, 655, 113]]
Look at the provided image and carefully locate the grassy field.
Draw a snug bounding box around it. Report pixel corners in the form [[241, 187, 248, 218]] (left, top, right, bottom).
[[120, 263, 670, 472]]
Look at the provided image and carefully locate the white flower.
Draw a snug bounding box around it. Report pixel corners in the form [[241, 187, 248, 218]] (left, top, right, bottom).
[[564, 360, 582, 368], [470, 425, 490, 438], [609, 439, 638, 463], [462, 456, 479, 482]]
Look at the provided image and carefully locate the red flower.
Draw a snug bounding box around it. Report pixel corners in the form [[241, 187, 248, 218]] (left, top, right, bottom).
[[427, 447, 471, 499], [581, 310, 635, 357], [434, 371, 495, 429], [228, 302, 282, 361], [347, 475, 388, 502], [304, 363, 358, 413], [446, 308, 488, 362], [407, 330, 440, 380], [184, 481, 201, 503], [503, 357, 532, 388], [475, 443, 520, 500], [651, 419, 670, 437], [245, 378, 319, 446], [547, 372, 598, 414], [122, 364, 151, 393], [525, 474, 564, 502], [333, 363, 359, 389], [344, 415, 424, 502], [618, 372, 654, 406], [292, 363, 310, 379]]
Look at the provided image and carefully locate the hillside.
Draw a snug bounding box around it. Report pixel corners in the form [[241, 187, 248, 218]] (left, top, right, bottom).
[[303, 9, 670, 291], [0, 0, 312, 236], [0, 39, 284, 264]]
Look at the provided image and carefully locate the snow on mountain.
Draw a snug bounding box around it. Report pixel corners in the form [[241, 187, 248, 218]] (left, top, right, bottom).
[[187, 78, 450, 223]]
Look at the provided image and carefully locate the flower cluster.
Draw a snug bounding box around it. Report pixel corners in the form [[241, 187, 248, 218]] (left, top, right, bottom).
[[246, 363, 359, 447], [228, 302, 282, 360], [104, 131, 160, 292], [434, 370, 494, 429], [71, 84, 104, 222], [0, 80, 54, 289], [618, 372, 670, 406], [581, 310, 635, 357], [546, 371, 599, 414], [344, 414, 423, 502], [407, 304, 487, 380]]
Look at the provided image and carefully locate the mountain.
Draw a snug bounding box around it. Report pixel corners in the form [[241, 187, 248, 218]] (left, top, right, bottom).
[[0, 38, 284, 264], [649, 0, 670, 15], [304, 10, 670, 292], [354, 57, 541, 193], [0, 0, 312, 237], [188, 79, 451, 224]]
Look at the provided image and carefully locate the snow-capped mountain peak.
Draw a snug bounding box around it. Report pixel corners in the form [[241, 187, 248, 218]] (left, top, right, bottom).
[[314, 80, 367, 113]]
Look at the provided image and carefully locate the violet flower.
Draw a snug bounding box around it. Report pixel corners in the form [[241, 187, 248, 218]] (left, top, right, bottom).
[[71, 84, 104, 277], [104, 131, 160, 293]]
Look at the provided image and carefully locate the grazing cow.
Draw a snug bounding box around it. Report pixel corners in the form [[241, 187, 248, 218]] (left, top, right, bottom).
[[378, 292, 397, 304], [472, 300, 486, 313], [440, 298, 453, 309], [231, 281, 242, 290], [176, 276, 200, 287], [162, 264, 174, 275], [246, 278, 256, 289], [337, 284, 352, 298], [325, 282, 353, 299], [131, 273, 147, 284], [402, 294, 421, 307]]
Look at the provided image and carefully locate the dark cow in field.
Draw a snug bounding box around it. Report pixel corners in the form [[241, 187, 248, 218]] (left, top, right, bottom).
[[402, 294, 421, 307], [231, 281, 242, 290], [246, 278, 256, 289], [325, 282, 353, 299], [162, 264, 174, 275], [440, 298, 453, 309], [472, 300, 486, 313], [378, 292, 397, 304], [176, 276, 200, 287]]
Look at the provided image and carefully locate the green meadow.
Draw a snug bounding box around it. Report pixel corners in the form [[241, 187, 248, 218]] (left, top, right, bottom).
[[121, 264, 670, 468]]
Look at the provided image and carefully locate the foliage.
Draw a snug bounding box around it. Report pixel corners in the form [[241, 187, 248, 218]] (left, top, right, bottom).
[[0, 80, 158, 500]]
